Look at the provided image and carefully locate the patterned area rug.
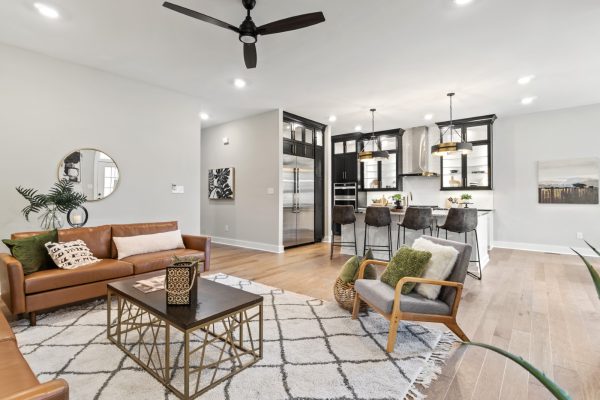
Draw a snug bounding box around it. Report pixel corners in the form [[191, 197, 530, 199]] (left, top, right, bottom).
[[11, 274, 457, 400]]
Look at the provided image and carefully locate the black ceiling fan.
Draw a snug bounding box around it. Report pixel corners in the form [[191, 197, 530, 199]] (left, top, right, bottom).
[[163, 0, 325, 69]]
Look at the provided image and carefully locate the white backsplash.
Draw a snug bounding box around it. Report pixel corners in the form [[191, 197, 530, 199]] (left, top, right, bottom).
[[359, 176, 494, 210]]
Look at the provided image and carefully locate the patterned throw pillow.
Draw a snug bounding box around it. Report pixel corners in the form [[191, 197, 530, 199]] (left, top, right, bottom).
[[45, 240, 100, 270], [380, 247, 432, 294]]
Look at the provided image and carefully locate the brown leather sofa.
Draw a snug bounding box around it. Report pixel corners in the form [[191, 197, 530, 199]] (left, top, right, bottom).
[[0, 312, 69, 399], [1, 221, 211, 325]]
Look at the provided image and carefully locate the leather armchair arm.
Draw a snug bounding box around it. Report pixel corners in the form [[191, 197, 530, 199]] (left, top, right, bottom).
[[356, 259, 388, 279], [4, 379, 69, 400], [181, 235, 211, 272], [0, 253, 26, 315], [393, 277, 463, 317]]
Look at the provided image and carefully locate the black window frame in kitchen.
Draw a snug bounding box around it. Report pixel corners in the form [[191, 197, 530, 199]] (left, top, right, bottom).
[[437, 114, 497, 191], [358, 129, 403, 192]]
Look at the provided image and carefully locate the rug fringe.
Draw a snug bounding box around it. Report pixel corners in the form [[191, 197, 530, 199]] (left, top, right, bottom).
[[405, 331, 458, 400]]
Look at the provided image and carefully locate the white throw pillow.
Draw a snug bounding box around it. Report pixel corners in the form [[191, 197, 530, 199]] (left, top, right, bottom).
[[412, 238, 459, 300], [113, 230, 185, 259], [45, 240, 100, 270]]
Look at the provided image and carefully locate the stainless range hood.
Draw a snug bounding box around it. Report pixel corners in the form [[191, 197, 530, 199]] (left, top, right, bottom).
[[400, 126, 439, 177]]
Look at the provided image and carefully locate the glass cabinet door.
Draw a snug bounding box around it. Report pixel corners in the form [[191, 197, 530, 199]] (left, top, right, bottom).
[[315, 130, 323, 146], [334, 142, 344, 154], [304, 127, 313, 144], [466, 144, 489, 188], [442, 152, 463, 189], [293, 123, 304, 142], [345, 140, 356, 153], [380, 153, 397, 189], [363, 159, 379, 189], [379, 136, 397, 151], [466, 125, 488, 142], [283, 122, 293, 140]]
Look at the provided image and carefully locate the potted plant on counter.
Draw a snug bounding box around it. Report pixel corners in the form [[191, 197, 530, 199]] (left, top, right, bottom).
[[392, 194, 404, 209], [460, 193, 473, 208]]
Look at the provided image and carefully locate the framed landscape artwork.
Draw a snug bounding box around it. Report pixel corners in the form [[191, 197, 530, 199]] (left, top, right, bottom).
[[538, 158, 599, 204], [208, 167, 235, 200]]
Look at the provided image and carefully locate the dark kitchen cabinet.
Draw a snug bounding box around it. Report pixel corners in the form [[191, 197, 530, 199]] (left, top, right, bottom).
[[333, 153, 358, 183], [283, 111, 326, 243]]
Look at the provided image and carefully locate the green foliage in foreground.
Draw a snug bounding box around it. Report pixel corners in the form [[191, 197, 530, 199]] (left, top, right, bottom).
[[462, 342, 572, 400]]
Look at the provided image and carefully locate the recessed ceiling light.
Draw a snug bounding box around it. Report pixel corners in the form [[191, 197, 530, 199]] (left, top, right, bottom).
[[199, 112, 210, 120], [521, 96, 537, 105], [33, 2, 60, 19], [424, 113, 434, 121], [354, 125, 362, 132], [328, 115, 337, 123], [517, 75, 535, 85], [454, 0, 473, 5], [233, 78, 246, 89]]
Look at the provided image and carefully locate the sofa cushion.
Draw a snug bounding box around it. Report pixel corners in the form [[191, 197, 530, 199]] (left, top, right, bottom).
[[122, 248, 204, 275], [0, 314, 15, 343], [111, 221, 179, 259], [24, 259, 133, 294], [2, 230, 58, 275], [355, 279, 451, 316], [113, 230, 185, 260], [0, 341, 39, 397], [58, 225, 112, 259]]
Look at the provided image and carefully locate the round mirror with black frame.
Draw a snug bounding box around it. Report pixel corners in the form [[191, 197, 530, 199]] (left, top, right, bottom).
[[58, 149, 120, 201]]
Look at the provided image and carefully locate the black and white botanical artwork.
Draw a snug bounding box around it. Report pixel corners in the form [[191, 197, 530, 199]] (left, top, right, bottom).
[[208, 168, 234, 199]]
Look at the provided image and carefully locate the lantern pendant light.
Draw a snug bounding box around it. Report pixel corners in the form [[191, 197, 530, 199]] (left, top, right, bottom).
[[359, 109, 389, 162], [431, 93, 473, 157]]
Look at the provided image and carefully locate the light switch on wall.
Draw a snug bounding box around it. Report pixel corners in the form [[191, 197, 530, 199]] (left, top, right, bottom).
[[171, 185, 185, 194], [267, 187, 275, 195]]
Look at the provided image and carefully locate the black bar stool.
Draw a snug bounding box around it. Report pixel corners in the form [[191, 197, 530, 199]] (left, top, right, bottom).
[[397, 207, 434, 248], [364, 206, 393, 260], [437, 208, 482, 280], [330, 205, 357, 259]]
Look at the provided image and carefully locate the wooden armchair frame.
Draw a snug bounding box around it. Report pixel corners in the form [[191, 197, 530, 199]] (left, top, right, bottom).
[[351, 259, 469, 352]]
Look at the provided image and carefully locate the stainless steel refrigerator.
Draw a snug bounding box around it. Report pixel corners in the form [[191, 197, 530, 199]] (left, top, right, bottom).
[[283, 154, 315, 248]]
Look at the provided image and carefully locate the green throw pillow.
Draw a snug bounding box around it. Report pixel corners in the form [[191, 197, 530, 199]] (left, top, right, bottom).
[[338, 249, 377, 283], [2, 230, 58, 275], [380, 246, 432, 294]]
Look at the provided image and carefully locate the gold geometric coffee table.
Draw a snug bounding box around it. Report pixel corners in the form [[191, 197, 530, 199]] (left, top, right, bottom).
[[107, 272, 263, 399]]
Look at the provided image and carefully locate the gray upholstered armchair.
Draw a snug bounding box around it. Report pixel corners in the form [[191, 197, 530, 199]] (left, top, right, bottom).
[[352, 236, 472, 352]]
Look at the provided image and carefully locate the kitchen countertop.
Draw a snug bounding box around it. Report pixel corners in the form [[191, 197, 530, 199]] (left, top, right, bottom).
[[355, 207, 494, 216]]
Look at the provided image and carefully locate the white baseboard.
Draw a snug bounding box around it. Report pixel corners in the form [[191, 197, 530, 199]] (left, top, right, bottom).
[[322, 235, 332, 243], [493, 241, 598, 258], [208, 236, 284, 254]]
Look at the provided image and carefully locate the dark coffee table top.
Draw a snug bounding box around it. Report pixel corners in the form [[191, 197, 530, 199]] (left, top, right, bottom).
[[108, 272, 263, 331]]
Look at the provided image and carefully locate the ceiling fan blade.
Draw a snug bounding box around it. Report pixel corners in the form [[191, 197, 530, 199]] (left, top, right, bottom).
[[163, 2, 239, 33], [258, 12, 325, 36], [244, 43, 257, 69]]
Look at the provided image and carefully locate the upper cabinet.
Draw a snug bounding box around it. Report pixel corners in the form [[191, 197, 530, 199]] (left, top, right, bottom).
[[332, 130, 403, 190], [282, 113, 326, 159], [437, 114, 496, 191]]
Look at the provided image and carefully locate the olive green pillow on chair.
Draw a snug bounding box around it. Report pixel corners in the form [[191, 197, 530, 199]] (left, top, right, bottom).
[[380, 246, 432, 294], [338, 249, 377, 283], [2, 230, 58, 275]]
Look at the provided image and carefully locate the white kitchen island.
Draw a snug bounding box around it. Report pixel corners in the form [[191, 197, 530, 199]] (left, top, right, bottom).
[[341, 208, 493, 269]]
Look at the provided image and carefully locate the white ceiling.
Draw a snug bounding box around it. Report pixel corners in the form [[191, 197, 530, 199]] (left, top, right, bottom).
[[1, 0, 600, 133]]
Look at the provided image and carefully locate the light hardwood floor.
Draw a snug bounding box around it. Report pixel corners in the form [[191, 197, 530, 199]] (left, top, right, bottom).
[[210, 242, 600, 400]]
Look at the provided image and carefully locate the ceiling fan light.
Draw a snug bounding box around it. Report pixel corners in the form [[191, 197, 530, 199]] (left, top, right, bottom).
[[239, 34, 257, 44]]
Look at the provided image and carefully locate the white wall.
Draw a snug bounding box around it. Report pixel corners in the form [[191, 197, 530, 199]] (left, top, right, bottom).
[[200, 110, 282, 252], [0, 43, 203, 247], [493, 103, 600, 255]]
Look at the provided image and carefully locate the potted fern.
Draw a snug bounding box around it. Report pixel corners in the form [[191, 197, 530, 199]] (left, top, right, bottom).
[[16, 179, 87, 230]]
